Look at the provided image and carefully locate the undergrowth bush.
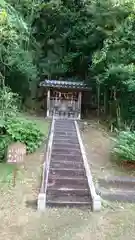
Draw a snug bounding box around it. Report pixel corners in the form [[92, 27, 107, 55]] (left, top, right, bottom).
[[0, 118, 45, 162], [6, 118, 44, 153], [112, 131, 135, 162], [0, 135, 12, 161], [0, 86, 45, 162]]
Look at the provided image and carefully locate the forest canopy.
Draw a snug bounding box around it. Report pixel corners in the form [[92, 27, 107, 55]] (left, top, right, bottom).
[[0, 0, 135, 126]]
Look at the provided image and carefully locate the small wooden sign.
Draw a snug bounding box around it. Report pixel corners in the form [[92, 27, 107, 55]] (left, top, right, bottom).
[[7, 142, 26, 164], [7, 142, 26, 187]]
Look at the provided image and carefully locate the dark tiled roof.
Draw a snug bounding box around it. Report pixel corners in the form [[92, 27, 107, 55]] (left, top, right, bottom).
[[39, 79, 90, 90]]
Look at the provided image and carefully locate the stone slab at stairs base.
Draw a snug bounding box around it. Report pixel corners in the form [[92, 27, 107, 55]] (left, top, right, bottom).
[[97, 175, 135, 203]]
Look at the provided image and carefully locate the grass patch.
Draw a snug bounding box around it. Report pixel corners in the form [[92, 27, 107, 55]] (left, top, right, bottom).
[[0, 163, 15, 185], [19, 113, 50, 135]]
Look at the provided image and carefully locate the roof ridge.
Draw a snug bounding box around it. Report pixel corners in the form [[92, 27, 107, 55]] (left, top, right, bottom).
[[39, 79, 90, 90]]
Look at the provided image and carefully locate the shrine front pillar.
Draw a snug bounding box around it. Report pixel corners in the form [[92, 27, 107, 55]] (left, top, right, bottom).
[[47, 89, 50, 117]]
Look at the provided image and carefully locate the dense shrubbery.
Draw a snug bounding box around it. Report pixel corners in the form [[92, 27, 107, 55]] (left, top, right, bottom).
[[0, 118, 44, 162], [0, 87, 44, 162], [112, 131, 135, 163], [6, 118, 44, 153]]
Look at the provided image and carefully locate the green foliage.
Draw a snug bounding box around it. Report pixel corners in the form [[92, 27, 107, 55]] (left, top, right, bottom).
[[0, 0, 38, 99], [91, 0, 135, 126], [2, 0, 135, 165], [0, 118, 44, 161], [0, 85, 20, 120], [0, 135, 11, 161], [2, 0, 135, 167], [4, 0, 135, 114], [0, 87, 45, 161], [5, 118, 44, 153], [113, 131, 135, 162], [1, 0, 135, 128], [33, 0, 106, 79]]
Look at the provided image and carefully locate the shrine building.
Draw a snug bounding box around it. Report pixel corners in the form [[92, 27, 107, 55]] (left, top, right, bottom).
[[39, 79, 90, 119]]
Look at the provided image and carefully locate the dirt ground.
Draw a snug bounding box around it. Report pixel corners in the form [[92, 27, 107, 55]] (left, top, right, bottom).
[[81, 120, 112, 179], [81, 120, 135, 178], [1, 118, 135, 240]]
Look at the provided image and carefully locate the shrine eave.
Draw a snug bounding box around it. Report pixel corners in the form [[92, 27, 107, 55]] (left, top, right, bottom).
[[39, 79, 91, 90]]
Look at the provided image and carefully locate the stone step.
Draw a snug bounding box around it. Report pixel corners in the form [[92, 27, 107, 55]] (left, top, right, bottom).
[[48, 175, 87, 181], [52, 144, 80, 149], [54, 133, 77, 138], [54, 129, 76, 132], [46, 200, 91, 208], [54, 128, 75, 132], [47, 188, 90, 197], [46, 194, 90, 203], [99, 176, 135, 190], [55, 126, 75, 129], [51, 150, 82, 157], [55, 121, 74, 125], [55, 122, 75, 125], [47, 188, 91, 201], [48, 178, 89, 189], [53, 138, 79, 144], [49, 168, 86, 178], [54, 130, 76, 134], [52, 143, 79, 149], [51, 154, 83, 162], [53, 134, 78, 140], [51, 152, 83, 163], [55, 121, 74, 124], [51, 148, 81, 155], [97, 186, 135, 202], [50, 161, 84, 169], [54, 127, 75, 130]]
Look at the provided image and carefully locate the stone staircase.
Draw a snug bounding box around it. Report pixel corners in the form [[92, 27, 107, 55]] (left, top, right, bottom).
[[46, 119, 92, 208], [38, 119, 101, 211]]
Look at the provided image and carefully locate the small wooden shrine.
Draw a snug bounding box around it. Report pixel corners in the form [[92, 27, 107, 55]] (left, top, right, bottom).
[[39, 79, 89, 119]]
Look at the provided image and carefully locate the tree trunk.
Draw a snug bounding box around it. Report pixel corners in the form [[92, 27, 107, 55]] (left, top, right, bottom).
[[97, 82, 100, 118], [113, 88, 121, 129]]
